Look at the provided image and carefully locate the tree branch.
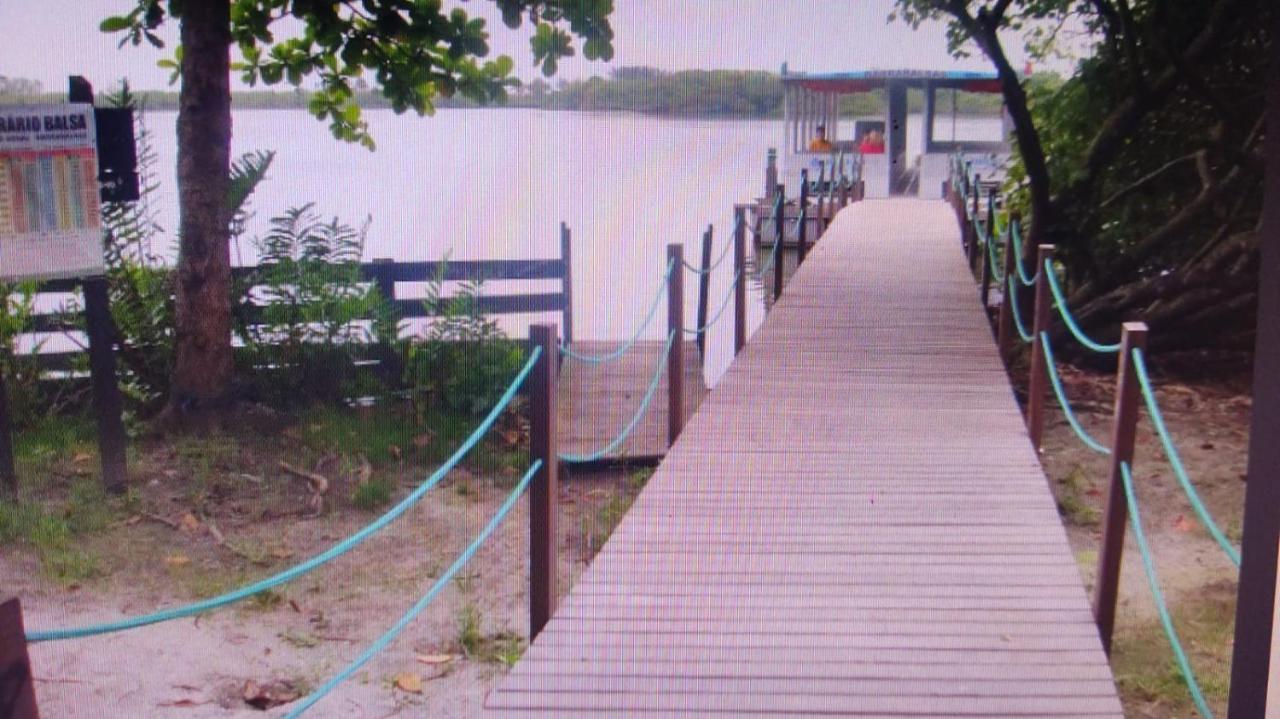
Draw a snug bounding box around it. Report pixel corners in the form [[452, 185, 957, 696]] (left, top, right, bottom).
[[1098, 153, 1198, 209]]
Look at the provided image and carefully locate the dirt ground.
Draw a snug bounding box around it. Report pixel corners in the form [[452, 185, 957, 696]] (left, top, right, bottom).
[[4, 415, 646, 718], [1021, 349, 1250, 717], [4, 348, 1253, 718]]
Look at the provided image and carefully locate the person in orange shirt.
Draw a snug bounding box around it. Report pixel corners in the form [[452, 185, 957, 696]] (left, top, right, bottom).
[[808, 124, 833, 152]]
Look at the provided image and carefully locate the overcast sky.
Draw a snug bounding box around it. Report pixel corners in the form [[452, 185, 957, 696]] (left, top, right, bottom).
[[0, 1, 1055, 93]]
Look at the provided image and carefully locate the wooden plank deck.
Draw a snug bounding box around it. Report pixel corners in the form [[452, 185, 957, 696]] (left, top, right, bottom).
[[487, 199, 1122, 716], [558, 340, 707, 462]]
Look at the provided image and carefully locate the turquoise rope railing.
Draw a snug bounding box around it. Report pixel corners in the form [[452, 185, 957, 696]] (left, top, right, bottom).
[[26, 347, 542, 643], [1008, 276, 1033, 343], [1120, 462, 1215, 718], [1039, 332, 1110, 455], [286, 460, 540, 718], [1131, 347, 1241, 566], [558, 329, 677, 464], [754, 211, 801, 280], [1010, 221, 1039, 287], [1043, 259, 1121, 354], [559, 258, 674, 365], [985, 220, 1005, 282], [685, 268, 743, 337], [681, 215, 741, 276]]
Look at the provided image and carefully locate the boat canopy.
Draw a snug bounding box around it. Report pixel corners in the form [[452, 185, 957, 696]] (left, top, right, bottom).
[[777, 66, 1009, 199]]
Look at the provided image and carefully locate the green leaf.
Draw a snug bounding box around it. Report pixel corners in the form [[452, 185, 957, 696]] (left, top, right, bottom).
[[100, 16, 133, 33]]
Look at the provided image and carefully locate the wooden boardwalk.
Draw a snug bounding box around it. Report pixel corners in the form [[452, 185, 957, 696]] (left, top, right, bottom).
[[487, 199, 1122, 716], [558, 340, 707, 462]]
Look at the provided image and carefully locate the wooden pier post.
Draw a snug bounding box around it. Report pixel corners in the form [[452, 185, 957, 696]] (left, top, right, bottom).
[[560, 224, 574, 346], [0, 597, 39, 719], [527, 324, 559, 640], [0, 372, 14, 499], [696, 225, 713, 359], [798, 170, 809, 265], [774, 185, 785, 303], [839, 175, 850, 209], [979, 188, 995, 311], [815, 162, 827, 236], [1026, 245, 1055, 450], [667, 244, 685, 446], [966, 174, 980, 268], [734, 207, 747, 356], [1093, 322, 1147, 654], [82, 276, 128, 494], [996, 212, 1020, 357]]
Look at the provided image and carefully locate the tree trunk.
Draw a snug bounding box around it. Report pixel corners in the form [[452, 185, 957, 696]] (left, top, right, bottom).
[[171, 0, 234, 412]]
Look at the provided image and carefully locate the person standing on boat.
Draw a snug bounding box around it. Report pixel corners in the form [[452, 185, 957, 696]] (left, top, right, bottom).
[[858, 129, 885, 154], [808, 124, 834, 152]]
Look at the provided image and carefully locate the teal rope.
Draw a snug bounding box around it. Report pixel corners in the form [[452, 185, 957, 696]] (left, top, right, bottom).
[[559, 329, 676, 463], [985, 223, 1005, 282], [1010, 221, 1039, 287], [1131, 348, 1241, 566], [1039, 332, 1110, 455], [755, 211, 801, 279], [559, 258, 674, 365], [1008, 275, 1033, 343], [685, 268, 743, 337], [681, 216, 741, 276], [26, 347, 542, 643], [1043, 259, 1121, 354], [286, 460, 539, 718], [1120, 462, 1216, 718]]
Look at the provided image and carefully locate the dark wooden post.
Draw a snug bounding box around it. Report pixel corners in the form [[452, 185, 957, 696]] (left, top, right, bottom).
[[774, 185, 786, 303], [82, 277, 127, 493], [560, 223, 574, 346], [996, 213, 1020, 357], [798, 169, 810, 264], [368, 258, 400, 381], [667, 244, 685, 447], [1093, 322, 1146, 654], [695, 225, 713, 359], [966, 174, 981, 267], [1026, 245, 1055, 450], [370, 257, 396, 304], [734, 207, 747, 356], [979, 188, 997, 311], [527, 324, 558, 640], [1228, 16, 1280, 713], [0, 373, 14, 498], [815, 162, 827, 235], [0, 597, 39, 719], [839, 175, 850, 209]]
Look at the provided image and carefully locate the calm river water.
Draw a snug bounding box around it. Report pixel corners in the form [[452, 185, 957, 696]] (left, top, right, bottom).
[[140, 108, 1000, 386]]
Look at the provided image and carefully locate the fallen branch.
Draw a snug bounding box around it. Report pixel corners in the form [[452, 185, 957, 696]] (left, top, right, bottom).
[[280, 461, 329, 517]]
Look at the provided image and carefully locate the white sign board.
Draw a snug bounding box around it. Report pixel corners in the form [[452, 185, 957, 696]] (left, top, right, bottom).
[[0, 104, 104, 281]]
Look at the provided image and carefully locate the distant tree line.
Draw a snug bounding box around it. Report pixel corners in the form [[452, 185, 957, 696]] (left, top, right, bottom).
[[0, 68, 1006, 118]]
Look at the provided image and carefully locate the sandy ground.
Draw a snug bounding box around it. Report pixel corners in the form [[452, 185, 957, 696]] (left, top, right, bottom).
[[6, 352, 1252, 718], [9, 466, 635, 718]]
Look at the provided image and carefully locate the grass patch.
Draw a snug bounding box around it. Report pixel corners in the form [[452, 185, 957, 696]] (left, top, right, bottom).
[[1112, 584, 1235, 716], [456, 601, 524, 665], [0, 479, 117, 583], [1055, 466, 1100, 527], [581, 468, 653, 554], [301, 405, 473, 466], [351, 478, 393, 510]]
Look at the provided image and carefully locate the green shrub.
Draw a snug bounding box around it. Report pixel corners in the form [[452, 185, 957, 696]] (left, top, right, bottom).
[[402, 267, 526, 419], [351, 478, 393, 510]]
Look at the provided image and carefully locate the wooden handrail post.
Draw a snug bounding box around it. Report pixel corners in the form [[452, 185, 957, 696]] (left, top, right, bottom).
[[1026, 245, 1055, 450], [815, 162, 827, 236], [798, 169, 809, 264], [527, 323, 559, 640], [774, 185, 785, 303], [734, 207, 747, 356], [966, 174, 981, 268], [560, 224, 574, 347], [696, 225, 713, 359], [0, 597, 40, 719], [979, 188, 997, 310], [839, 175, 850, 208], [82, 276, 127, 494], [1093, 322, 1147, 655], [0, 372, 15, 499], [996, 212, 1020, 357], [667, 244, 686, 447]]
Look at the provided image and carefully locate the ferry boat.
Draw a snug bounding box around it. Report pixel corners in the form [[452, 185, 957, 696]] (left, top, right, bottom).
[[777, 67, 1011, 199]]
